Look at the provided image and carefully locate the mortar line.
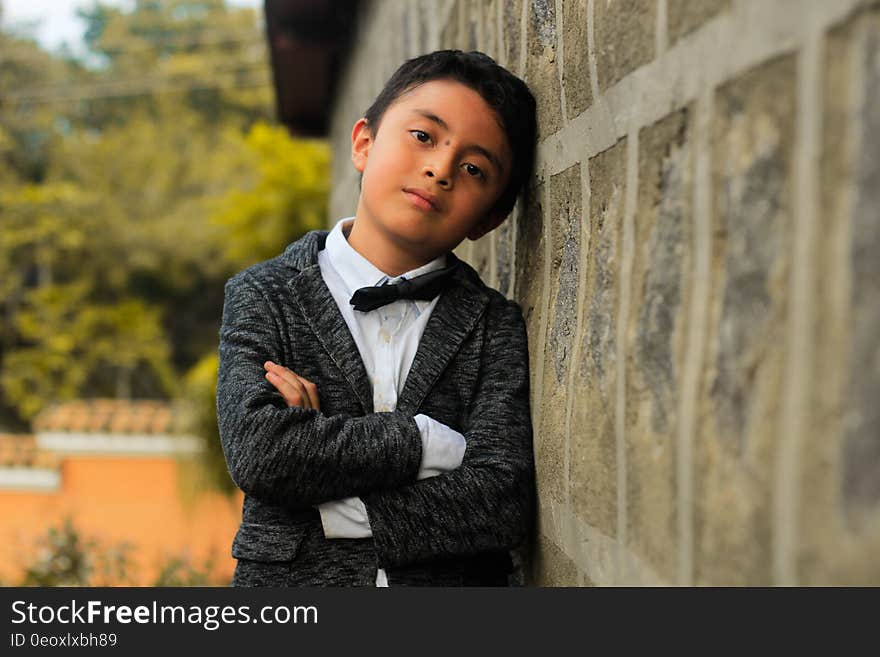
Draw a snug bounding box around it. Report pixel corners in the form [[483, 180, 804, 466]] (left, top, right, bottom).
[[774, 24, 822, 588], [587, 0, 600, 103], [537, 0, 867, 175], [657, 0, 669, 56], [556, 0, 568, 121], [539, 495, 669, 586], [519, 0, 529, 78], [530, 174, 553, 460], [677, 87, 714, 586]]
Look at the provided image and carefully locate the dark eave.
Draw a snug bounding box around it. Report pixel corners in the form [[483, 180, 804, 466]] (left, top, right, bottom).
[[264, 0, 359, 137]]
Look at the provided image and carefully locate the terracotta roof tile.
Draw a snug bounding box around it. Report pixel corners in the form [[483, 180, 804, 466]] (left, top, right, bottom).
[[0, 434, 59, 469], [33, 399, 177, 435]]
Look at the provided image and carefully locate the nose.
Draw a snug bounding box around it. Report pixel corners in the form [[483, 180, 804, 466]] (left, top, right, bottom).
[[424, 169, 450, 187], [423, 151, 455, 188]]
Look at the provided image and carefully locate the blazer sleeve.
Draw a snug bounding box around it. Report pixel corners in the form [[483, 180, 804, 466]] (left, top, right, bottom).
[[360, 298, 536, 568], [216, 272, 423, 509]]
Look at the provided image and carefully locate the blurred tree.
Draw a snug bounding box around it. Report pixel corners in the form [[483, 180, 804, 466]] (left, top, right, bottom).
[[19, 516, 137, 586], [77, 0, 273, 129], [152, 549, 224, 586], [191, 125, 328, 490], [0, 31, 92, 183], [211, 122, 329, 270], [182, 351, 229, 491], [18, 515, 225, 586], [0, 1, 329, 449]]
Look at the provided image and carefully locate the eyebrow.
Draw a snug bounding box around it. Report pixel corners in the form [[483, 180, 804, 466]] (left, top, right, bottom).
[[411, 109, 504, 174]]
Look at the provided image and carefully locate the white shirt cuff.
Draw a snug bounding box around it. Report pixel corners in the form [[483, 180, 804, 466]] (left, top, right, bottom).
[[413, 413, 467, 479], [317, 497, 372, 539]]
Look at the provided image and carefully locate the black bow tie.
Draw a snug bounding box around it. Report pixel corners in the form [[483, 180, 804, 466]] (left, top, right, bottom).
[[349, 262, 459, 312]]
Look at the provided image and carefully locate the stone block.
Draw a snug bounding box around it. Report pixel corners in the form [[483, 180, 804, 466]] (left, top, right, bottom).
[[695, 54, 796, 585], [401, 2, 413, 59], [537, 164, 582, 503], [500, 0, 523, 71], [415, 0, 431, 54], [515, 182, 546, 414], [483, 0, 501, 60], [531, 533, 579, 585], [667, 0, 730, 46], [594, 0, 656, 92], [463, 0, 482, 50], [840, 9, 880, 519], [570, 138, 627, 537], [440, 0, 464, 49], [548, 164, 582, 387], [495, 206, 517, 298], [625, 107, 693, 581], [525, 0, 563, 137], [468, 232, 493, 282], [563, 0, 591, 118], [797, 6, 880, 585]]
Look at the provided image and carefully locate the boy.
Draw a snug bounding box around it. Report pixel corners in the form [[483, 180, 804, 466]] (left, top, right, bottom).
[[217, 50, 537, 586]]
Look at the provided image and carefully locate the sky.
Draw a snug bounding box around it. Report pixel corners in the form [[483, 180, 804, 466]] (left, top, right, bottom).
[[2, 0, 262, 55]]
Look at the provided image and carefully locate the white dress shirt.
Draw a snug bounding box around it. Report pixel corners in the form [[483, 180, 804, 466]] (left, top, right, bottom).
[[316, 217, 466, 587]]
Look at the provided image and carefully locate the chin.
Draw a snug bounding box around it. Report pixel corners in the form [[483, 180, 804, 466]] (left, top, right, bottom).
[[385, 215, 434, 240]]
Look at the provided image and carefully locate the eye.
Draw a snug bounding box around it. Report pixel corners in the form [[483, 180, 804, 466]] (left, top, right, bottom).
[[410, 129, 431, 143], [462, 163, 484, 179]]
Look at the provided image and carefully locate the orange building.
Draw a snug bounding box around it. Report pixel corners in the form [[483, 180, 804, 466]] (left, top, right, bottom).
[[0, 399, 243, 586]]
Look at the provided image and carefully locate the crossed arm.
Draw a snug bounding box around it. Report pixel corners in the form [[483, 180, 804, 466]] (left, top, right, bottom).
[[217, 274, 425, 507], [262, 361, 467, 538], [262, 360, 466, 485]]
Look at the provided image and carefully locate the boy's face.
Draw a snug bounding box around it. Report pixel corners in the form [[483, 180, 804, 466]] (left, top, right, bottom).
[[350, 79, 512, 263]]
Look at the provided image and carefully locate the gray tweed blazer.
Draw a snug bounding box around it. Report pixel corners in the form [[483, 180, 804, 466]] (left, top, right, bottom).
[[217, 229, 535, 586]]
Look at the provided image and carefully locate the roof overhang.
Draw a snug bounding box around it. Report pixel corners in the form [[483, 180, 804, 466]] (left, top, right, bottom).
[[264, 0, 359, 136]]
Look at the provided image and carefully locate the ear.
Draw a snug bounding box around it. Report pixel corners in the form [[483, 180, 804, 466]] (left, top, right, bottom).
[[351, 118, 372, 174], [467, 210, 507, 241]]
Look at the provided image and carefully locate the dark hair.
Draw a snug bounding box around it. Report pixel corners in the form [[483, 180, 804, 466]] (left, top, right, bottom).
[[363, 50, 537, 219]]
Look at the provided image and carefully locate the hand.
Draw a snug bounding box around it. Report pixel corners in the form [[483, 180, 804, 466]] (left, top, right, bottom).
[[263, 361, 321, 411]]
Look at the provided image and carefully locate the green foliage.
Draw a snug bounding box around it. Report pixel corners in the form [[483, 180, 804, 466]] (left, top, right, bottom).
[[18, 516, 227, 586], [152, 550, 223, 587], [3, 282, 175, 418], [182, 352, 234, 493], [0, 31, 93, 182], [19, 516, 137, 587], [0, 1, 329, 463], [212, 122, 330, 269]]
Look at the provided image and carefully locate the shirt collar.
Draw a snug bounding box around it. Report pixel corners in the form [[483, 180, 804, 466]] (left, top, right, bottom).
[[324, 217, 448, 310]]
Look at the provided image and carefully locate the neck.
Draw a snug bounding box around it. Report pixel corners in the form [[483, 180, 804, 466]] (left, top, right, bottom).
[[344, 217, 436, 278]]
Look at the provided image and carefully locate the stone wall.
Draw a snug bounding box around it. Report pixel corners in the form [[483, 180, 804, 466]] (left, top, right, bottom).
[[327, 0, 880, 585]]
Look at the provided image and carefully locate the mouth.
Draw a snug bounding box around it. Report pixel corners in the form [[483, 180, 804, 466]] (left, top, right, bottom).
[[402, 188, 440, 212]]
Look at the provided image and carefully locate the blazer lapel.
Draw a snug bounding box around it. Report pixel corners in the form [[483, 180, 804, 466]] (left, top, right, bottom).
[[280, 231, 489, 418], [285, 243, 373, 415], [397, 260, 489, 415]]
